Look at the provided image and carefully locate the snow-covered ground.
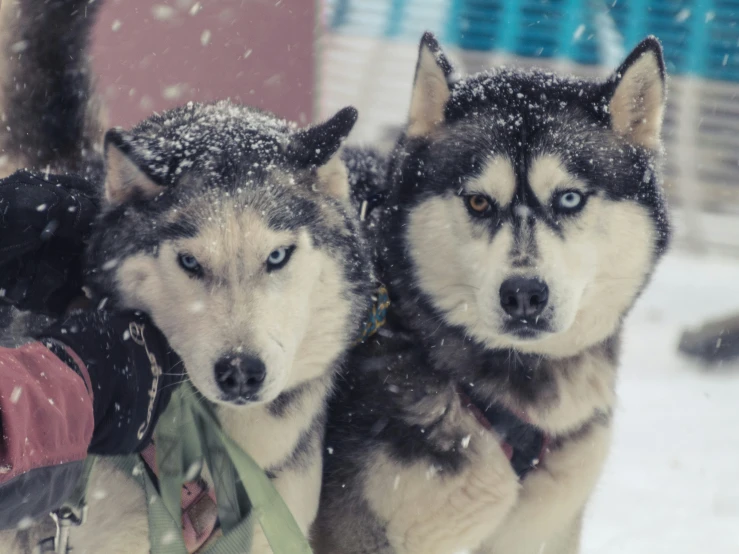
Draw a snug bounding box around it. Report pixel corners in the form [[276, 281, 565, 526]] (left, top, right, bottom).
[[582, 251, 739, 553]]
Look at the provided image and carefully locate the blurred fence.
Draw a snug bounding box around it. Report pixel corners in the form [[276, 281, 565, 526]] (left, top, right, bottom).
[[316, 0, 739, 252]]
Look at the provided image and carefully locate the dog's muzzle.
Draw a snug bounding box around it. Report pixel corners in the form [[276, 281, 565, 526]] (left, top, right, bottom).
[[214, 353, 266, 403]]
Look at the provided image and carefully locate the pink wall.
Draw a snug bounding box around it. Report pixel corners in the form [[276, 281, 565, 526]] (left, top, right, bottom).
[[91, 0, 315, 128]]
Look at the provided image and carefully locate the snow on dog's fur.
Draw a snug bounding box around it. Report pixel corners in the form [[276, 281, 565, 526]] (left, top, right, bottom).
[[315, 33, 670, 554], [76, 101, 371, 554], [0, 2, 372, 553]]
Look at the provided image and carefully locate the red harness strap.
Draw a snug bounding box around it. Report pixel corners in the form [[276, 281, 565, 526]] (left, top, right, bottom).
[[140, 444, 219, 553], [457, 388, 550, 478]]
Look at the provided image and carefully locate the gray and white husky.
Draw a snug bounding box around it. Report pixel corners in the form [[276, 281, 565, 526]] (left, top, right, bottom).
[[315, 32, 671, 554], [0, 1, 372, 553]]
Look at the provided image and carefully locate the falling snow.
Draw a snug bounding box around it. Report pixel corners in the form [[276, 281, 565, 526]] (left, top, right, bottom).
[[162, 83, 188, 100], [10, 386, 22, 404], [675, 8, 691, 22], [16, 517, 34, 531], [151, 5, 177, 21], [10, 41, 28, 53], [184, 461, 203, 482], [161, 530, 177, 546]]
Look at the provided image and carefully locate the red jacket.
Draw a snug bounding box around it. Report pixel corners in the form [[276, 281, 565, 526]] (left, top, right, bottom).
[[0, 342, 94, 527]]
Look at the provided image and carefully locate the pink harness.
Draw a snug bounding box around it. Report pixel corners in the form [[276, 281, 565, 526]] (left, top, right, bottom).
[[140, 444, 220, 553]]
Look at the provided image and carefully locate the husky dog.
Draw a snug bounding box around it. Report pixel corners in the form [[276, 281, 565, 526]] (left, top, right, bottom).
[[315, 33, 670, 554], [0, 2, 372, 553]]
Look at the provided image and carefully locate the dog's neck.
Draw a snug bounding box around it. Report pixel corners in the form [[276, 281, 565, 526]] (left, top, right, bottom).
[[216, 373, 333, 471], [383, 285, 620, 437]]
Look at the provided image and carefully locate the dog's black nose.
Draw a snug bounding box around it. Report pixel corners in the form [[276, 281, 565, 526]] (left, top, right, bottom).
[[499, 277, 549, 319], [214, 353, 266, 398]]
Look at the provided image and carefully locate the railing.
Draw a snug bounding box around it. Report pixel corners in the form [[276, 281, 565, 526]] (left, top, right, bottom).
[[318, 0, 739, 251]]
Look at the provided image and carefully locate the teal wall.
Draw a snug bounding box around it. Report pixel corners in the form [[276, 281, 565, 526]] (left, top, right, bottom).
[[328, 0, 739, 82]]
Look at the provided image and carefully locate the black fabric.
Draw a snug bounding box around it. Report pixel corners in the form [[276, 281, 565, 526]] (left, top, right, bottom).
[[38, 338, 86, 388], [459, 386, 547, 479], [0, 170, 98, 316], [0, 460, 83, 530], [36, 309, 183, 455]]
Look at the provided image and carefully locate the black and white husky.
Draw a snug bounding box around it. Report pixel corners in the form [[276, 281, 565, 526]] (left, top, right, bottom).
[[0, 1, 372, 552], [315, 33, 670, 554]]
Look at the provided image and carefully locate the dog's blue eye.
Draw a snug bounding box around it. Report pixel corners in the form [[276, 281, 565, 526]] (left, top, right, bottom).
[[269, 248, 287, 265], [266, 246, 295, 272], [178, 253, 202, 275], [554, 191, 585, 213]]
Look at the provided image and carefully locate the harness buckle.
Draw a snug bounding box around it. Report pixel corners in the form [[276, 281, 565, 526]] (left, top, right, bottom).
[[35, 503, 88, 554]]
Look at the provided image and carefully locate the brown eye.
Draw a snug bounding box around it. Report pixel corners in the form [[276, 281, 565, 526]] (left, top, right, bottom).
[[466, 195, 491, 215]]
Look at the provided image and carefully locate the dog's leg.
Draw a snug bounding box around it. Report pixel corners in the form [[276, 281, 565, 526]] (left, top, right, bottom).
[[250, 447, 324, 554], [480, 423, 612, 554], [0, 0, 105, 177], [544, 511, 585, 554], [0, 520, 54, 554], [362, 409, 520, 554], [67, 460, 151, 554], [0, 460, 149, 554]]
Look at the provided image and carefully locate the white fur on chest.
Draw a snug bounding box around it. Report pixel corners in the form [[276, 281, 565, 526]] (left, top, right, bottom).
[[356, 356, 616, 554], [522, 352, 617, 436], [480, 422, 613, 554], [217, 380, 328, 470]]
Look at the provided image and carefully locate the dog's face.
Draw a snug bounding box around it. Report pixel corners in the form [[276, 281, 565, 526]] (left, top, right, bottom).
[[388, 35, 670, 358], [91, 102, 370, 406]]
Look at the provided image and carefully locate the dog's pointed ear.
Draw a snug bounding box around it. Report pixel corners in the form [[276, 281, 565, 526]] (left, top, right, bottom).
[[104, 129, 166, 207], [407, 32, 454, 138], [605, 36, 666, 149], [288, 106, 358, 200]]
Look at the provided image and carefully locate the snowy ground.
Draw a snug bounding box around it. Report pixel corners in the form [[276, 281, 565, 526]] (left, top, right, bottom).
[[581, 251, 739, 553]]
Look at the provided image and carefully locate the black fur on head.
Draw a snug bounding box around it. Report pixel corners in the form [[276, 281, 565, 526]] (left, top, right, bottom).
[[379, 32, 670, 369], [416, 32, 455, 83], [101, 102, 358, 193], [288, 106, 358, 168], [87, 101, 371, 317]]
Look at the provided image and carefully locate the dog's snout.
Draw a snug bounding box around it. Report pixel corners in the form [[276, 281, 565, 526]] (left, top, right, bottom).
[[214, 353, 266, 399], [499, 277, 549, 319]]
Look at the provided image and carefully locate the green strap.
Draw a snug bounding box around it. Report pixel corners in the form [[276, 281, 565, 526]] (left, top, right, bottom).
[[112, 455, 190, 554], [61, 455, 95, 517], [113, 434, 257, 554], [45, 456, 95, 554], [152, 382, 313, 554], [71, 381, 309, 554]]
